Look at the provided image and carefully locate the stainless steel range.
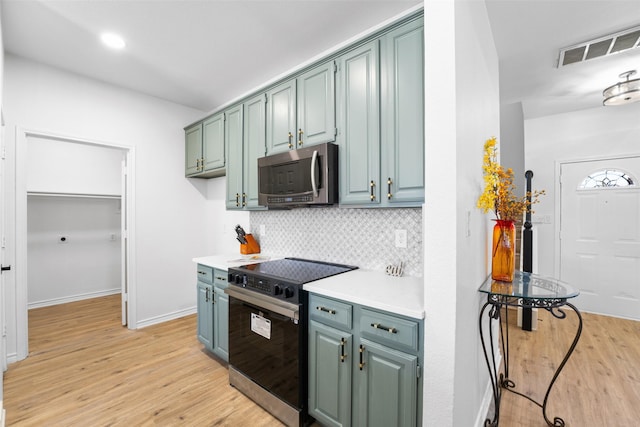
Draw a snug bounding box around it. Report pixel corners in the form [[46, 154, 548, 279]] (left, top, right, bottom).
[[225, 258, 357, 427]]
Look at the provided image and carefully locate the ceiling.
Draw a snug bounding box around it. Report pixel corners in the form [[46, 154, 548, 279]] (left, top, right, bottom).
[[2, 0, 640, 119], [486, 0, 640, 118], [0, 0, 422, 113]]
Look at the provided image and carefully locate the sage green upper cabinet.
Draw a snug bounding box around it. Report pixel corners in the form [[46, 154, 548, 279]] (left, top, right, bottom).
[[185, 124, 202, 176], [338, 17, 424, 207], [184, 113, 225, 178], [225, 104, 245, 209], [297, 62, 337, 148], [242, 94, 267, 209], [336, 40, 381, 205], [381, 17, 425, 206], [203, 114, 225, 172], [226, 95, 267, 210], [266, 80, 296, 154], [266, 61, 336, 155]]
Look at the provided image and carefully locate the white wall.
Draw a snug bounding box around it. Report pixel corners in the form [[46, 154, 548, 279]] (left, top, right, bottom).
[[525, 103, 640, 277], [27, 196, 121, 306], [501, 102, 525, 197], [423, 1, 499, 425], [204, 177, 250, 255], [3, 54, 210, 359], [27, 136, 123, 195]]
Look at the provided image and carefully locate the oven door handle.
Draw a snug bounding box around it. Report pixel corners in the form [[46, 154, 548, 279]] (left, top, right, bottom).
[[225, 286, 300, 321]]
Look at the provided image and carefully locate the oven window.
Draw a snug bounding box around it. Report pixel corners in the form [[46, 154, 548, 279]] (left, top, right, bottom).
[[228, 296, 302, 408]]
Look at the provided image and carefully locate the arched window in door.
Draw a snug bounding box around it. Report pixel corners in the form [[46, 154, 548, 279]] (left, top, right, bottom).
[[578, 169, 637, 189]]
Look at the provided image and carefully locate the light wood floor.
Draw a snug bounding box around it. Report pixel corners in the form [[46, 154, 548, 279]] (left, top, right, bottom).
[[4, 296, 639, 426], [497, 307, 640, 426], [3, 295, 284, 426]]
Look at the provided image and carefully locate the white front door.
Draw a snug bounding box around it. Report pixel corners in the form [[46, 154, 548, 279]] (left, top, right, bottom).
[[560, 156, 640, 319]]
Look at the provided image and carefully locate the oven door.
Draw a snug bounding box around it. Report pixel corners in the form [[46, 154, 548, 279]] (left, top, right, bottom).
[[226, 286, 304, 409]]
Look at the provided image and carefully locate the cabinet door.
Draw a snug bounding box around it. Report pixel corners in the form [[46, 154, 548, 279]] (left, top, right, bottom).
[[203, 113, 225, 172], [336, 41, 381, 206], [244, 94, 267, 209], [309, 320, 352, 427], [196, 281, 213, 351], [355, 338, 418, 427], [185, 123, 203, 176], [382, 18, 425, 205], [225, 104, 245, 209], [266, 79, 296, 155], [213, 286, 229, 362], [297, 61, 336, 149]]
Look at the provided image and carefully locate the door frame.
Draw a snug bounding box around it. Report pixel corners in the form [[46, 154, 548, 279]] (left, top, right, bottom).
[[14, 128, 136, 361], [555, 152, 640, 280]]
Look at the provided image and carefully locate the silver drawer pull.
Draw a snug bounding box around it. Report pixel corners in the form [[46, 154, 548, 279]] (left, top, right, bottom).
[[317, 306, 336, 315], [198, 271, 207, 275], [371, 323, 397, 334], [215, 276, 227, 281]]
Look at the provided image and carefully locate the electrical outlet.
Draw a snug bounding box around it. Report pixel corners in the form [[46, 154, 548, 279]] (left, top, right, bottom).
[[260, 224, 266, 237], [395, 229, 407, 248]]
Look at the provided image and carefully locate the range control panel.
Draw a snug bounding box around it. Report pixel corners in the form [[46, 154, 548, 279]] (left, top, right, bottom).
[[227, 269, 300, 303]]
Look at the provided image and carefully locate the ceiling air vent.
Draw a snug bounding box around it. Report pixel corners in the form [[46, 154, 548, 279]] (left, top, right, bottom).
[[558, 25, 640, 67]]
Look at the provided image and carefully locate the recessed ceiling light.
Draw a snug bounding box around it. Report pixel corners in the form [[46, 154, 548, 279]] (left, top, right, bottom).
[[100, 32, 126, 50]]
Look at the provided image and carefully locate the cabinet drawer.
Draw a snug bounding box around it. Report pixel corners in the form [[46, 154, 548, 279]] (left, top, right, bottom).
[[359, 308, 419, 353], [213, 268, 228, 288], [197, 264, 213, 284], [310, 294, 353, 330]]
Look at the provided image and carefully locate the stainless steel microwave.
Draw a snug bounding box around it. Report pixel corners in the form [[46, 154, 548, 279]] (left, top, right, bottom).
[[258, 142, 339, 208]]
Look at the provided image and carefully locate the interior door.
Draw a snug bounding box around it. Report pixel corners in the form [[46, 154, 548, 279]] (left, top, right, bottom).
[[560, 157, 640, 319]]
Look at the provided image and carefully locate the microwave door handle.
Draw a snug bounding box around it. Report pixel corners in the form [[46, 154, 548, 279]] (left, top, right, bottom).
[[311, 149, 319, 197]]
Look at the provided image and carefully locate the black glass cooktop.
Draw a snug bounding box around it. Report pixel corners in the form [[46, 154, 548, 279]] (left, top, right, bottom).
[[237, 257, 358, 285]]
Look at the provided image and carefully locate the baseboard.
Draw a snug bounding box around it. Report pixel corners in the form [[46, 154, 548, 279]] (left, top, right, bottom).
[[28, 289, 121, 309], [475, 351, 502, 427], [136, 306, 197, 329], [1, 400, 5, 427]]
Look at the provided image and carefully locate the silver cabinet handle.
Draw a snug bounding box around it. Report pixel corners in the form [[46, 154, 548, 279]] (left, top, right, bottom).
[[316, 306, 336, 315], [371, 323, 398, 334]]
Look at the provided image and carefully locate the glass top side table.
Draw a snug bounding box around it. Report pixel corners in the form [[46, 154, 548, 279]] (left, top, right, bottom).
[[478, 271, 582, 427]]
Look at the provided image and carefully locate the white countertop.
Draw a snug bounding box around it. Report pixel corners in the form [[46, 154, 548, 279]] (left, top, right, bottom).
[[193, 255, 424, 320], [192, 254, 280, 270], [304, 269, 425, 320]]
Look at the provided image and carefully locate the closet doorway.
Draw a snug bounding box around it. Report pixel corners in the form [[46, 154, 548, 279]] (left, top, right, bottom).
[[15, 129, 135, 361]]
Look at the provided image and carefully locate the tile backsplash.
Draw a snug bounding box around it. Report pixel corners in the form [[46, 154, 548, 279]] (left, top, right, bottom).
[[250, 207, 423, 277]]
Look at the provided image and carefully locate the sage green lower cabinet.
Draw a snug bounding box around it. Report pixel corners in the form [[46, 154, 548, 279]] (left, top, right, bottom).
[[196, 265, 229, 362], [309, 320, 353, 427], [354, 338, 417, 427], [308, 293, 422, 427], [196, 280, 213, 349], [213, 274, 229, 361]]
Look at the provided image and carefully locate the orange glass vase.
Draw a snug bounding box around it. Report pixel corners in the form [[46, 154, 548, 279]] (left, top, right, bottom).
[[491, 219, 516, 282]]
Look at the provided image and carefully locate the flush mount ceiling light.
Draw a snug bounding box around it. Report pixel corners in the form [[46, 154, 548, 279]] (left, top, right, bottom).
[[603, 70, 640, 106], [100, 32, 126, 50]]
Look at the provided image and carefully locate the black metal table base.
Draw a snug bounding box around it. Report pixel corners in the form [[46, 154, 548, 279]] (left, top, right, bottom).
[[479, 295, 583, 426]]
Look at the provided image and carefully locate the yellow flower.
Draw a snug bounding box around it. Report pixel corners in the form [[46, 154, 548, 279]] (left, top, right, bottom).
[[477, 137, 544, 221]]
